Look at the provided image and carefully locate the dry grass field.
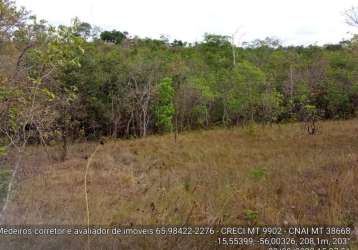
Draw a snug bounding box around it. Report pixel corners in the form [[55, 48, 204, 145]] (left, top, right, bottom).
[[2, 120, 358, 231]]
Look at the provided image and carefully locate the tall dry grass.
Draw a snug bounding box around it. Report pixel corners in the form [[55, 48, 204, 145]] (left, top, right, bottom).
[[2, 120, 358, 228]]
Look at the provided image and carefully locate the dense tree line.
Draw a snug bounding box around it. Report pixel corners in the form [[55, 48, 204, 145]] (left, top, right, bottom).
[[1, 0, 358, 159]]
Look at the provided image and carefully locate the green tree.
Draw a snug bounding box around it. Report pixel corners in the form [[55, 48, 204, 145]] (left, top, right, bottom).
[[229, 61, 266, 123], [155, 77, 175, 132], [100, 30, 126, 44], [0, 0, 28, 42], [26, 18, 85, 160]]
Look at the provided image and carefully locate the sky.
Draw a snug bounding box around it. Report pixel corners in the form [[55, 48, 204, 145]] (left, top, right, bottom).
[[16, 0, 357, 46]]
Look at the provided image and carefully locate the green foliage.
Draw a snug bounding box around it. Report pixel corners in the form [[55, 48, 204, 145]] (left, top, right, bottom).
[[0, 147, 7, 157], [326, 82, 350, 118], [243, 209, 258, 222], [8, 107, 18, 130], [0, 87, 9, 102], [1, 0, 358, 143], [156, 77, 175, 132], [294, 82, 310, 103], [188, 75, 216, 126], [203, 34, 231, 47], [303, 104, 318, 118], [183, 176, 191, 192], [228, 61, 266, 122], [261, 88, 284, 122], [0, 0, 28, 41], [100, 30, 126, 44], [41, 88, 56, 101], [353, 83, 358, 94], [76, 22, 92, 39], [249, 167, 267, 181]]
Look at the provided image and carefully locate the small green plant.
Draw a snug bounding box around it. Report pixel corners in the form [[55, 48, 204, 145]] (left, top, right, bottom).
[[0, 147, 7, 157], [249, 167, 267, 181], [183, 176, 191, 192], [244, 209, 258, 222]]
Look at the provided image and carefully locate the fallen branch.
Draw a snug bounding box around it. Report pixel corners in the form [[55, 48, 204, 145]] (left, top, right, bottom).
[[84, 143, 101, 250]]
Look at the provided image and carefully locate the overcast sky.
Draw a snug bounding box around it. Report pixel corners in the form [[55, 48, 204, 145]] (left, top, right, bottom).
[[17, 0, 357, 46]]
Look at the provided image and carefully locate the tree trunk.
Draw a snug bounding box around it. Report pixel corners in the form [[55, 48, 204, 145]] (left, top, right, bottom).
[[61, 111, 68, 162]]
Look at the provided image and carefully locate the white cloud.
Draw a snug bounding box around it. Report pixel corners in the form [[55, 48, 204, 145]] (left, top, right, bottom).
[[16, 0, 357, 45]]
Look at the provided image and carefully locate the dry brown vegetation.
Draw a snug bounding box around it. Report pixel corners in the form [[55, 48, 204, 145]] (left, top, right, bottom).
[[2, 120, 358, 229]]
